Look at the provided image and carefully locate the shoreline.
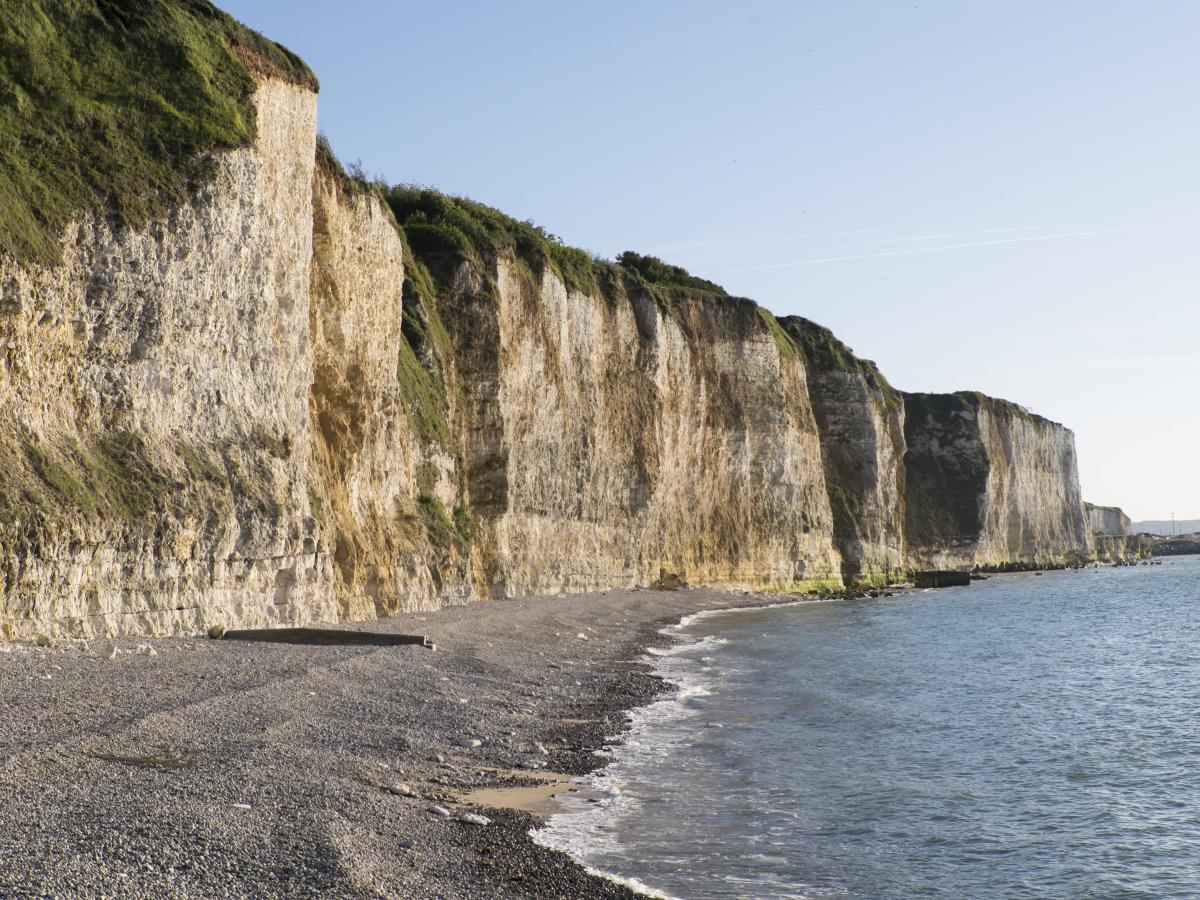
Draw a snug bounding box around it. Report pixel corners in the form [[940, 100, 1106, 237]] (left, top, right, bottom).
[[0, 587, 797, 898]]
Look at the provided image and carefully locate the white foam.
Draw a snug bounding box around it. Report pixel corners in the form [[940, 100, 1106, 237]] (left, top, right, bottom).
[[537, 594, 913, 900], [535, 602, 744, 889], [580, 867, 678, 899], [535, 597, 844, 895]]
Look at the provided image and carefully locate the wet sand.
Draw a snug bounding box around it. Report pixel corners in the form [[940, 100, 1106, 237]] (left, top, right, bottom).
[[0, 587, 781, 898]]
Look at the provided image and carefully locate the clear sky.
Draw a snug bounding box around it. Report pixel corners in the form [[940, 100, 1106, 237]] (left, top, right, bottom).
[[222, 0, 1199, 522]]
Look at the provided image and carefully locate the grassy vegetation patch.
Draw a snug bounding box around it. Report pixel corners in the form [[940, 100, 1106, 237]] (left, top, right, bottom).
[[396, 337, 451, 447], [758, 309, 800, 359], [780, 316, 858, 373], [14, 432, 174, 521], [826, 481, 864, 539], [782, 315, 903, 412], [396, 251, 455, 451], [315, 133, 386, 198], [384, 185, 741, 306], [616, 251, 728, 298], [417, 493, 456, 550], [0, 0, 316, 266], [386, 186, 607, 296], [452, 505, 474, 542]]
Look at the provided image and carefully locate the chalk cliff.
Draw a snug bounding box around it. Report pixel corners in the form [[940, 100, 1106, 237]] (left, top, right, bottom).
[[0, 2, 1109, 638], [466, 263, 841, 596], [0, 77, 331, 640], [1090, 534, 1153, 562], [1083, 503, 1147, 562], [1084, 503, 1134, 536], [903, 393, 1092, 569], [780, 317, 907, 583]]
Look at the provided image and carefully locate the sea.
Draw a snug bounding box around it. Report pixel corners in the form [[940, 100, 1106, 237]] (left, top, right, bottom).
[[534, 557, 1200, 899]]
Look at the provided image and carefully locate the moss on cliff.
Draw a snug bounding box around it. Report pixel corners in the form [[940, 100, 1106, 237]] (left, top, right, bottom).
[[0, 0, 316, 266], [3, 433, 175, 524], [781, 317, 858, 374], [384, 185, 746, 311], [757, 309, 801, 359], [616, 251, 728, 298], [386, 186, 605, 297], [781, 316, 902, 412], [825, 481, 865, 543]]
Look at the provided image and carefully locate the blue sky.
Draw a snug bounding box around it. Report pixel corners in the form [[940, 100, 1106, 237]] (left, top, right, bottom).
[[222, 0, 1199, 521]]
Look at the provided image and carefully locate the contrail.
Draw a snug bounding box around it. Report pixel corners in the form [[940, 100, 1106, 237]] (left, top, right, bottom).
[[705, 224, 1159, 273]]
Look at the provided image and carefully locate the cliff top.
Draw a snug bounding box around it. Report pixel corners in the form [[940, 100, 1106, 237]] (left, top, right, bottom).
[[381, 183, 742, 308], [0, 0, 315, 266], [903, 390, 1066, 430], [778, 316, 902, 406]]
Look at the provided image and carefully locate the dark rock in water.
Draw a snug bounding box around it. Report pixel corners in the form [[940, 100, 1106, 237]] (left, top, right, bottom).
[[915, 570, 971, 588]]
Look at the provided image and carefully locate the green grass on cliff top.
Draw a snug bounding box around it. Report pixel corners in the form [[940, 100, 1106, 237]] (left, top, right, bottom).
[[781, 315, 902, 407], [385, 185, 730, 301], [0, 0, 316, 266]]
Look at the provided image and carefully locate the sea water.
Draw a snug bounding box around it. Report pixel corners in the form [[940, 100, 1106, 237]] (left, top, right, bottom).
[[535, 557, 1200, 899]]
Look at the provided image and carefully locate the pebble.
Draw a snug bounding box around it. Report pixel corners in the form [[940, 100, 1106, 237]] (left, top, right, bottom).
[[387, 783, 416, 798], [0, 584, 701, 897]]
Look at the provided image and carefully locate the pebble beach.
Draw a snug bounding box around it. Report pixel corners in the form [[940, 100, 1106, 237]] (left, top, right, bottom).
[[0, 588, 770, 898]]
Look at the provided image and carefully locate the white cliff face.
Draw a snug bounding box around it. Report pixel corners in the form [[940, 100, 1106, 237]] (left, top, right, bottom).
[[903, 393, 1093, 569], [1085, 503, 1133, 536], [0, 75, 1111, 640], [0, 81, 331, 639], [973, 402, 1093, 567], [782, 317, 907, 583], [478, 262, 842, 595], [309, 168, 475, 618]]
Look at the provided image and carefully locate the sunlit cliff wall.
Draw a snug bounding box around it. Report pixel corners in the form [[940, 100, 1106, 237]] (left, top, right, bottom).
[[903, 392, 1093, 570], [0, 4, 1108, 637]]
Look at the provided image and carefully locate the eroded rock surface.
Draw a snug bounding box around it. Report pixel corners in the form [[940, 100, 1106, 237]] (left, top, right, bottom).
[[1084, 502, 1134, 537], [782, 317, 907, 584], [0, 81, 330, 639], [0, 56, 1108, 639], [903, 392, 1092, 570]]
